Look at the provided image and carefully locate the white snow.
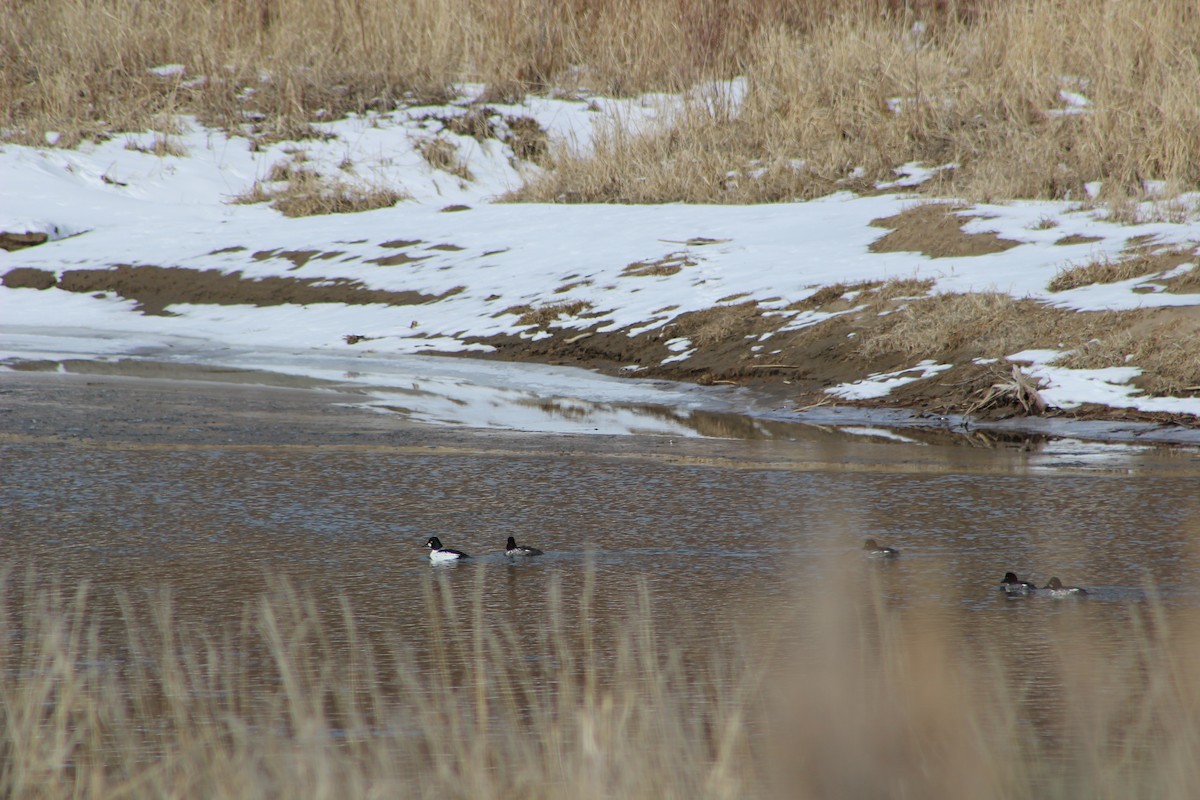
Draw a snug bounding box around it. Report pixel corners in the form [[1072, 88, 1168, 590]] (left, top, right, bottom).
[[4, 85, 1200, 427], [826, 361, 954, 400]]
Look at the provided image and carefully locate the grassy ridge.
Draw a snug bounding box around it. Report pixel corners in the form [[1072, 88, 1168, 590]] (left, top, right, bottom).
[[3, 567, 1200, 797], [6, 0, 1200, 207]]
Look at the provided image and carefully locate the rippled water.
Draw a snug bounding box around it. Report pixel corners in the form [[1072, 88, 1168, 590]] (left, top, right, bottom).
[[5, 388, 1200, 770], [6, 435, 1200, 631]]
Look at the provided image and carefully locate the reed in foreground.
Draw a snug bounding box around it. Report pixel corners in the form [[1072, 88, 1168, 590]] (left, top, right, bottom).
[[1, 567, 1198, 798]]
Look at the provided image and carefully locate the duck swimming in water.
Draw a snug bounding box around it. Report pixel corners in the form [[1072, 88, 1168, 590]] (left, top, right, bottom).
[[999, 572, 1037, 595], [862, 538, 899, 558], [426, 536, 470, 563], [505, 536, 544, 557], [1043, 577, 1088, 597]]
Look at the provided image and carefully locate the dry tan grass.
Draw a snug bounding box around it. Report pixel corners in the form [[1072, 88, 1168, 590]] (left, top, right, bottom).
[[870, 204, 1020, 258], [1055, 317, 1200, 396], [0, 0, 839, 146], [1048, 247, 1196, 292], [6, 565, 1200, 798], [622, 252, 698, 277], [673, 301, 762, 348], [123, 133, 188, 157], [231, 170, 405, 217], [416, 136, 474, 180], [787, 277, 933, 312], [0, 1, 1193, 210], [512, 1, 1200, 207], [508, 300, 594, 328], [854, 292, 1117, 363]]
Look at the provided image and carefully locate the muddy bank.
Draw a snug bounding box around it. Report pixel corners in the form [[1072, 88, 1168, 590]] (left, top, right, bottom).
[[3, 202, 1198, 431], [459, 299, 1200, 436]]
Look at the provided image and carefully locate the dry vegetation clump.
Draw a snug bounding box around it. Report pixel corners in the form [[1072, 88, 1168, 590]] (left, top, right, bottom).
[[966, 362, 1049, 416], [1055, 319, 1200, 397], [854, 292, 1116, 364], [7, 566, 1200, 798], [416, 136, 474, 180], [671, 301, 763, 348], [789, 281, 883, 310], [123, 133, 188, 157], [1163, 264, 1200, 294], [232, 170, 405, 217], [1048, 247, 1197, 292], [792, 277, 936, 311], [622, 252, 698, 277], [508, 300, 594, 328], [504, 115, 550, 163]]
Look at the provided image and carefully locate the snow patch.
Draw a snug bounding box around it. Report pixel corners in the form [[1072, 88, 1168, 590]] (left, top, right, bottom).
[[826, 361, 953, 400]]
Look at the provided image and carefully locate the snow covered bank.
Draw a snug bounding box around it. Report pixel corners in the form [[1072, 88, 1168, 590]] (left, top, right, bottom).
[[3, 93, 1200, 427]]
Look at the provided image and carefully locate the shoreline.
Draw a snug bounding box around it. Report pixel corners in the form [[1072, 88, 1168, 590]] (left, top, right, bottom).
[[4, 354, 1200, 456]]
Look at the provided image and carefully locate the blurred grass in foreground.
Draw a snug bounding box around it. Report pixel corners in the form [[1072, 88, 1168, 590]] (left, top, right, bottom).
[[1, 565, 1197, 799]]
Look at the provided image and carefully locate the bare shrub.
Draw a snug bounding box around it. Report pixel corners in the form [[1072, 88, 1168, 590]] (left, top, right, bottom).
[[967, 363, 1049, 416]]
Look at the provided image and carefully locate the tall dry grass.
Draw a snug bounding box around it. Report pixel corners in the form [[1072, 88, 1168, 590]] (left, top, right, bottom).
[[7, 1, 1200, 207], [512, 0, 1200, 205], [3, 564, 1200, 798], [0, 0, 881, 146]]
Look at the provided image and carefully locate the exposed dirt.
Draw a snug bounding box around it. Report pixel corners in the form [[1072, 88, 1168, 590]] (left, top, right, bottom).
[[2, 267, 57, 290], [5, 252, 1199, 428], [0, 231, 49, 251], [2, 265, 461, 315], [463, 283, 1200, 427], [869, 203, 1021, 258]]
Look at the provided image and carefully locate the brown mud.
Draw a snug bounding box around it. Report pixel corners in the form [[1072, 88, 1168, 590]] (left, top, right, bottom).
[[2, 264, 460, 315]]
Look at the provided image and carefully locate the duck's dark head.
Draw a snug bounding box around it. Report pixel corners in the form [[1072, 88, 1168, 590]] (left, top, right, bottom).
[[426, 536, 443, 550], [506, 536, 517, 549], [1002, 572, 1019, 584], [1046, 577, 1063, 589], [863, 538, 879, 550]]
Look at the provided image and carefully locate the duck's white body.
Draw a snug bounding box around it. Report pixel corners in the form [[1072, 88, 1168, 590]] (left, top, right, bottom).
[[426, 536, 469, 562]]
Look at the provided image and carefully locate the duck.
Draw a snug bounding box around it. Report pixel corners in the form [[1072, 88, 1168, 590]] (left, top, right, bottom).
[[1043, 577, 1088, 597], [505, 536, 544, 557], [862, 538, 899, 558], [999, 572, 1038, 595], [426, 536, 470, 562]]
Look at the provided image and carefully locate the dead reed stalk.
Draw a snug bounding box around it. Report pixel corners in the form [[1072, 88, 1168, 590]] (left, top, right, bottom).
[[1, 564, 1200, 798]]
